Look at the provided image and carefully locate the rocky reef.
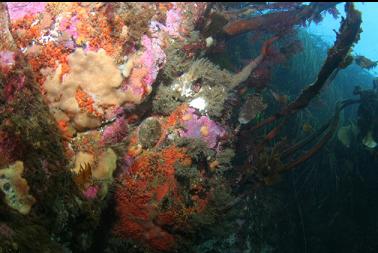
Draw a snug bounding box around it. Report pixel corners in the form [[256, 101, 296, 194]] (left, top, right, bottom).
[[0, 2, 368, 253]]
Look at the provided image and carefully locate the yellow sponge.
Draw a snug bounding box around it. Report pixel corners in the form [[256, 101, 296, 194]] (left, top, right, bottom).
[[0, 161, 36, 215]]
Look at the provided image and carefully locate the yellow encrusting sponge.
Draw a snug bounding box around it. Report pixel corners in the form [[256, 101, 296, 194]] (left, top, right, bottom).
[[0, 161, 36, 215]]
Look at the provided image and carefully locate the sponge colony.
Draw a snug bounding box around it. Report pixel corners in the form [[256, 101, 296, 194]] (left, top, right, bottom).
[[44, 48, 142, 131], [0, 161, 36, 215]]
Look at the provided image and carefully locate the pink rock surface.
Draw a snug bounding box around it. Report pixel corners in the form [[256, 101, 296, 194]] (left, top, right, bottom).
[[59, 15, 79, 40], [149, 4, 183, 38], [140, 35, 166, 87], [0, 51, 15, 67], [7, 2, 46, 21], [165, 4, 183, 37]]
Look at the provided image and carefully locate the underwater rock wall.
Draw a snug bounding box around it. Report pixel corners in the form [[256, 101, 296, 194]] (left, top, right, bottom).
[[0, 2, 370, 253], [2, 2, 235, 252]]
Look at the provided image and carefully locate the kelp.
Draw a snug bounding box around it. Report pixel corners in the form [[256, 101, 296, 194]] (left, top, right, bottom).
[[222, 2, 340, 37], [249, 3, 361, 133], [237, 3, 362, 193]]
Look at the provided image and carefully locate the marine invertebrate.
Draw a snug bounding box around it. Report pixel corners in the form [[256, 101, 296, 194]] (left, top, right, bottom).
[[114, 145, 209, 251], [179, 107, 226, 149], [137, 117, 164, 149], [72, 161, 93, 192], [195, 85, 228, 118], [92, 148, 117, 181], [72, 148, 117, 198], [93, 148, 117, 197], [238, 93, 268, 124], [0, 161, 36, 215], [26, 43, 72, 85], [164, 103, 189, 129], [82, 185, 99, 200], [178, 58, 233, 90], [160, 35, 198, 82], [0, 2, 369, 252], [165, 58, 229, 116], [159, 36, 275, 119], [75, 88, 101, 117], [44, 48, 141, 130], [152, 85, 183, 115], [176, 137, 215, 162], [116, 2, 155, 44]]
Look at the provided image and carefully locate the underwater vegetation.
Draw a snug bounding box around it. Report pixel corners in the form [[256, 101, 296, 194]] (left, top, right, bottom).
[[0, 2, 377, 253]]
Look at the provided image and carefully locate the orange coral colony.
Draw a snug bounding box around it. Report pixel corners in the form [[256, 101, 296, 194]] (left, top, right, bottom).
[[114, 145, 208, 251]]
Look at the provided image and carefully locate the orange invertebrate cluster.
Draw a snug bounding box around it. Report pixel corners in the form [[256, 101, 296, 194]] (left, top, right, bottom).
[[85, 13, 124, 57], [156, 2, 174, 13], [75, 88, 101, 117], [9, 2, 127, 93], [11, 17, 72, 88], [164, 103, 189, 129], [114, 145, 208, 251], [11, 15, 42, 48], [51, 3, 125, 57], [57, 119, 73, 139], [29, 43, 71, 87], [74, 131, 104, 156]]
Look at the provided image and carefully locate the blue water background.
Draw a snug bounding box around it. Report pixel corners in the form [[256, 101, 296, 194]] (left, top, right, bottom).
[[307, 2, 378, 76]]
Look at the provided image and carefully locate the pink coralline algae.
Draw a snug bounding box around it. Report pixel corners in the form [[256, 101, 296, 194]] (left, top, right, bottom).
[[150, 4, 183, 39], [0, 51, 16, 74], [6, 2, 46, 21], [139, 35, 166, 88], [59, 15, 79, 41], [120, 35, 165, 102], [165, 5, 183, 37], [180, 107, 226, 149], [101, 117, 128, 145]]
